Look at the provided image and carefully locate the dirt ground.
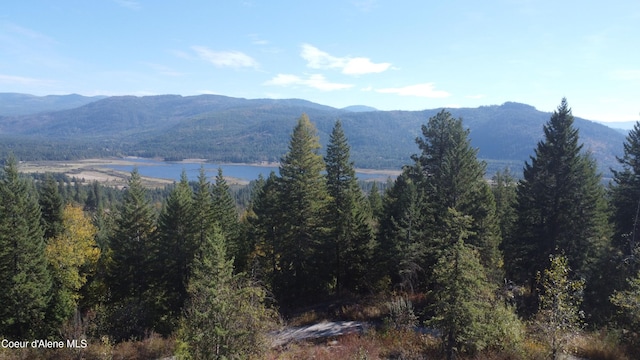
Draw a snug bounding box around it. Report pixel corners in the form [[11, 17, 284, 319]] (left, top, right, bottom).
[[18, 158, 174, 188]]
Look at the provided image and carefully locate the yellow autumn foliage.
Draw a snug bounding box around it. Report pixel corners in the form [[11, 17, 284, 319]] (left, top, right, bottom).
[[46, 204, 100, 300]]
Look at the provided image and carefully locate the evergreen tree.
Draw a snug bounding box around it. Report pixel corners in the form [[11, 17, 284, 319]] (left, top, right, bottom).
[[211, 167, 240, 264], [106, 168, 158, 340], [604, 121, 640, 325], [236, 175, 264, 274], [376, 169, 429, 292], [84, 180, 103, 212], [247, 172, 283, 286], [155, 171, 195, 334], [504, 99, 609, 294], [368, 180, 383, 222], [324, 120, 374, 294], [275, 114, 330, 302], [428, 209, 508, 359], [178, 226, 274, 359], [193, 166, 215, 253], [80, 194, 114, 314], [610, 122, 640, 278], [0, 156, 52, 339], [491, 167, 518, 242], [39, 173, 65, 240], [413, 109, 502, 281]]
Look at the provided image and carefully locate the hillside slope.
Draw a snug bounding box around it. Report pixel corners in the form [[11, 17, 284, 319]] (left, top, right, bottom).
[[0, 94, 625, 174], [0, 93, 106, 116]]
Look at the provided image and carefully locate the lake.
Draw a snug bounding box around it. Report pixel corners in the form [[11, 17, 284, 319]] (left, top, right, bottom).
[[105, 158, 396, 183]]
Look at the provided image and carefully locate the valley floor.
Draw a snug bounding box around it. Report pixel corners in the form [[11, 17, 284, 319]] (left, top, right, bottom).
[[18, 158, 173, 188], [17, 158, 402, 188]]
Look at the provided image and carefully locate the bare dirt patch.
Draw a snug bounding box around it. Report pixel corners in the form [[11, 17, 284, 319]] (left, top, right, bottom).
[[270, 321, 367, 347], [18, 158, 173, 188]]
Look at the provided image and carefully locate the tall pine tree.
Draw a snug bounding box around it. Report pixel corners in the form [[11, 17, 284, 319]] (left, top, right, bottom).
[[324, 120, 374, 294], [413, 110, 502, 281], [610, 121, 640, 275], [504, 99, 609, 295], [376, 169, 429, 292], [368, 181, 384, 223], [39, 173, 65, 241], [193, 166, 215, 253], [0, 156, 52, 339], [275, 114, 330, 303], [106, 168, 158, 340], [606, 121, 640, 325], [155, 171, 196, 334], [491, 167, 518, 242], [246, 172, 283, 286], [211, 168, 241, 264]]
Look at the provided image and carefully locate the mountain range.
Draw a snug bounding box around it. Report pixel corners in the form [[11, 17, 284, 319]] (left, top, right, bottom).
[[0, 93, 630, 177]]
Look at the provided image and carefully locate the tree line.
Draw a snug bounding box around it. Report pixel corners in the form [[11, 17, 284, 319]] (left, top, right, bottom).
[[2, 99, 640, 358]]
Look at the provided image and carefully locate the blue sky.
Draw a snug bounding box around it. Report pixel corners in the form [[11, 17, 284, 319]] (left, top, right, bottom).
[[1, 1, 639, 122]]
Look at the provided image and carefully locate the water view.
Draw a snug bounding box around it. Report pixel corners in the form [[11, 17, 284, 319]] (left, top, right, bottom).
[[105, 158, 395, 183]]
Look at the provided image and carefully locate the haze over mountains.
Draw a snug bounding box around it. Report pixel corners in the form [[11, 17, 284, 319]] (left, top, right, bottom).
[[0, 93, 107, 116], [0, 93, 630, 176]]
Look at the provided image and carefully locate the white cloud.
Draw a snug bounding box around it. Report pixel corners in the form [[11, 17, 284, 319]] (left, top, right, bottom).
[[192, 46, 258, 68], [343, 57, 391, 75], [264, 73, 353, 91], [301, 44, 344, 70], [300, 44, 391, 75], [265, 74, 301, 86], [376, 83, 451, 98], [198, 90, 221, 95]]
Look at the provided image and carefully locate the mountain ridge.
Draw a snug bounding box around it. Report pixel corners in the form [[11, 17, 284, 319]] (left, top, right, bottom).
[[0, 93, 107, 116], [0, 93, 627, 175]]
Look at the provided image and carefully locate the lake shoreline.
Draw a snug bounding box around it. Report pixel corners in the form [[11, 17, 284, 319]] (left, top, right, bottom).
[[18, 157, 400, 187]]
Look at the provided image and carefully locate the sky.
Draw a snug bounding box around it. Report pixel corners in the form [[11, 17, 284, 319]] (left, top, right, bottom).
[[1, 1, 639, 123]]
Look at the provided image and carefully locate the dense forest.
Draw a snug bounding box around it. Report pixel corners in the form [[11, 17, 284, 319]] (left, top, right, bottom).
[[3, 99, 640, 359]]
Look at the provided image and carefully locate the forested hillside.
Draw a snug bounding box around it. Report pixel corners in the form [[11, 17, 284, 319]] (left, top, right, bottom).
[[3, 99, 640, 359], [0, 94, 625, 174]]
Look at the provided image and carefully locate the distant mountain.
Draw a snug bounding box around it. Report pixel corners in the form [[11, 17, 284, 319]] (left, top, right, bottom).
[[0, 94, 626, 176], [596, 120, 638, 131], [342, 105, 378, 112], [0, 93, 106, 116]]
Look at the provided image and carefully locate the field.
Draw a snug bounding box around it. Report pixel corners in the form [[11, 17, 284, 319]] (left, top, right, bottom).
[[19, 158, 178, 188]]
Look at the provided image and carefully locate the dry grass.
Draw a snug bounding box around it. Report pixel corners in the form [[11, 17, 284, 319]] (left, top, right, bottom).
[[287, 309, 325, 327], [571, 330, 631, 360], [0, 333, 175, 360]]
